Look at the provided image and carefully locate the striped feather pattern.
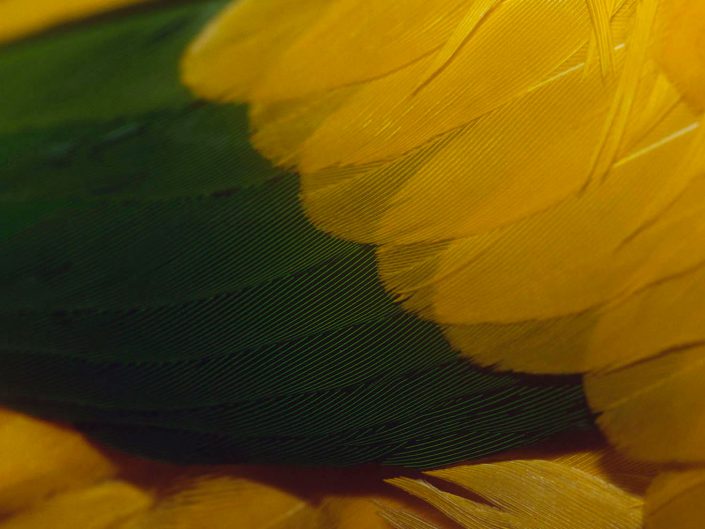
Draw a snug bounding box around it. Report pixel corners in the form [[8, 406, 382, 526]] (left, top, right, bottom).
[[0, 0, 590, 468]]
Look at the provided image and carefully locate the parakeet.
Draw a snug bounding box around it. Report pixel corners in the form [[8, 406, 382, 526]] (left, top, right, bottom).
[[0, 1, 703, 528]]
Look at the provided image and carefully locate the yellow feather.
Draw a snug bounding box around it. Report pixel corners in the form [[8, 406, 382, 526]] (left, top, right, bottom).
[[646, 468, 705, 529], [585, 0, 617, 74], [181, 0, 331, 102], [4, 1, 703, 527], [252, 0, 472, 103], [587, 344, 705, 463], [0, 410, 449, 529], [119, 476, 442, 529], [120, 476, 321, 529], [588, 0, 656, 182], [193, 0, 705, 376], [0, 410, 115, 516], [384, 450, 647, 529], [412, 0, 503, 95], [249, 88, 357, 168], [296, 0, 599, 172], [0, 0, 145, 43], [312, 54, 620, 244], [589, 266, 705, 371], [0, 482, 152, 529], [181, 3, 705, 528]]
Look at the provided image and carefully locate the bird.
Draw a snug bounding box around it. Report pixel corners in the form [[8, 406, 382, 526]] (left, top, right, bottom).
[[0, 0, 702, 528]]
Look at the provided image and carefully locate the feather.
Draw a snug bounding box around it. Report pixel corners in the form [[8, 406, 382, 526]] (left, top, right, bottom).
[[182, 0, 705, 527], [383, 449, 649, 529], [586, 344, 705, 463], [181, 0, 331, 102], [0, 0, 146, 44], [0, 408, 649, 529], [183, 0, 476, 104], [184, 0, 704, 373], [585, 0, 617, 74], [0, 2, 219, 135], [0, 409, 115, 516], [118, 477, 321, 529], [3, 0, 701, 526], [0, 482, 152, 529], [0, 409, 428, 529], [646, 468, 705, 529], [115, 476, 425, 529], [0, 0, 590, 469]]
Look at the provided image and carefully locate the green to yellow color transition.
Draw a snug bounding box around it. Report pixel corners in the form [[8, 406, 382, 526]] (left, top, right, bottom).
[[0, 0, 590, 470], [0, 409, 650, 529], [183, 0, 705, 527], [0, 0, 146, 43], [1, 0, 705, 528]]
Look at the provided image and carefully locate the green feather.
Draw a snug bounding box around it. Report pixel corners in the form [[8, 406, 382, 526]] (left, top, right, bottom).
[[0, 0, 592, 468]]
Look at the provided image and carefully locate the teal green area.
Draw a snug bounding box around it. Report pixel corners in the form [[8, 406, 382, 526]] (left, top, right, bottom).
[[0, 1, 592, 467]]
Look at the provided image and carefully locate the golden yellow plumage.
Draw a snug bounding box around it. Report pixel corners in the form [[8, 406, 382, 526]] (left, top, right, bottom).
[[386, 452, 647, 529], [3, 0, 705, 527], [184, 1, 705, 527], [0, 409, 654, 529]]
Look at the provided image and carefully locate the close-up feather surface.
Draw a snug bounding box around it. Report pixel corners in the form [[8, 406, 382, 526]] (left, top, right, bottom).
[[0, 0, 704, 528]]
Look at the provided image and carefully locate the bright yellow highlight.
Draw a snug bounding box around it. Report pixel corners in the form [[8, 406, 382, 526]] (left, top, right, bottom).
[[0, 0, 146, 44], [385, 450, 647, 529], [184, 1, 705, 527]]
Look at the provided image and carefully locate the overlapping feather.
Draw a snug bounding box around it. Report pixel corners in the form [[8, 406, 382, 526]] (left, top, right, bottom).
[[0, 0, 147, 43], [0, 409, 653, 529], [183, 0, 705, 527], [2, 0, 702, 527], [1, 0, 594, 469], [383, 450, 650, 529]]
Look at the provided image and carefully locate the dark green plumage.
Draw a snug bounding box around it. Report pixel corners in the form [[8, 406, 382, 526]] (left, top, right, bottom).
[[0, 1, 592, 468]]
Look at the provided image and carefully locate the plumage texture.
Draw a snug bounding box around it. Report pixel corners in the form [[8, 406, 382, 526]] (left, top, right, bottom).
[[0, 408, 451, 529], [0, 0, 590, 470], [185, 0, 704, 376], [382, 449, 650, 529], [587, 344, 705, 463], [183, 0, 705, 527], [0, 409, 652, 529], [3, 0, 704, 527]]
